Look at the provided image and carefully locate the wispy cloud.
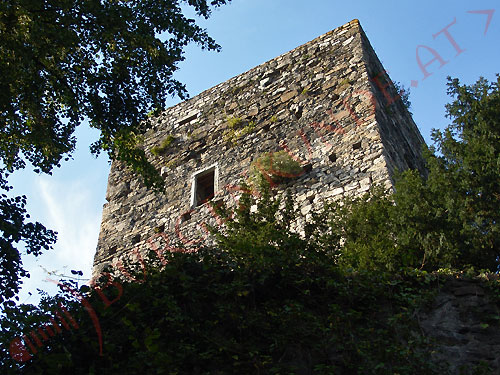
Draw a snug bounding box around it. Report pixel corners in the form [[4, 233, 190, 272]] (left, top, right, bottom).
[[19, 176, 103, 304], [39, 177, 99, 271]]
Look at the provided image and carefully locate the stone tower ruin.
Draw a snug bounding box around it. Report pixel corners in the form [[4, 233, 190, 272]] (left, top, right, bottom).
[[93, 19, 426, 277]]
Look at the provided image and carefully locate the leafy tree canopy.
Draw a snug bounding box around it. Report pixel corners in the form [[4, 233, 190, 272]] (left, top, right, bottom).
[[0, 0, 230, 308], [326, 75, 500, 272]]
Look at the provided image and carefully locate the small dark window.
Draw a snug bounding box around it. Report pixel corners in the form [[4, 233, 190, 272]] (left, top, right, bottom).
[[195, 169, 215, 207], [178, 112, 198, 126], [181, 212, 191, 222], [328, 152, 337, 162], [352, 141, 362, 150]]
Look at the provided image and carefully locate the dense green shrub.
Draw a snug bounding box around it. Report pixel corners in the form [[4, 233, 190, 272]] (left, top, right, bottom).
[[249, 151, 303, 189], [0, 187, 445, 374]]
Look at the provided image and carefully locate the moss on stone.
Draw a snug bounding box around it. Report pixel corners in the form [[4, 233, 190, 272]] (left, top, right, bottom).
[[223, 117, 256, 145], [151, 134, 175, 155]]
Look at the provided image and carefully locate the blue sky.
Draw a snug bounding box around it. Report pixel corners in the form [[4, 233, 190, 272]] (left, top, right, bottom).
[[11, 0, 500, 304]]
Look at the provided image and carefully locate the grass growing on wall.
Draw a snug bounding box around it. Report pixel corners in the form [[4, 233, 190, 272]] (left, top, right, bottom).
[[151, 134, 175, 156], [249, 150, 304, 189], [223, 116, 256, 145]]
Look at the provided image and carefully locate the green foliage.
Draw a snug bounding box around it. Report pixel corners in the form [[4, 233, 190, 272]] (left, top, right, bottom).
[[245, 121, 256, 132], [393, 75, 500, 271], [226, 116, 243, 129], [209, 184, 313, 272], [433, 75, 500, 268], [150, 135, 175, 156], [3, 176, 500, 373], [339, 78, 352, 86], [322, 187, 404, 271], [249, 151, 303, 189], [0, 177, 57, 308], [110, 129, 164, 189], [324, 75, 500, 273], [320, 181, 463, 272], [0, 0, 230, 186], [394, 81, 412, 114], [0, 188, 447, 374], [0, 0, 231, 307], [223, 117, 255, 145], [146, 107, 164, 118]]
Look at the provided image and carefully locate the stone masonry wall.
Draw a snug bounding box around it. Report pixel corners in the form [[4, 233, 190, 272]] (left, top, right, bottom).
[[421, 277, 500, 373], [93, 19, 426, 277]]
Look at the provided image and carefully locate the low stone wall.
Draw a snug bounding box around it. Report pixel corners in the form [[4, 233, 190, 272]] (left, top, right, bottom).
[[421, 277, 500, 373]]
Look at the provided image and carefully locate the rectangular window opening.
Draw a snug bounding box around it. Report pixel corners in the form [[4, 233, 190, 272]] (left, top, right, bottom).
[[191, 164, 218, 208], [178, 111, 199, 126]]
